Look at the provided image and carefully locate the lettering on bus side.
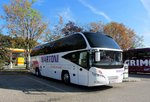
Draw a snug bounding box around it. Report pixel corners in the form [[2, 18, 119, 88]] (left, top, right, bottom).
[[124, 59, 150, 66], [41, 55, 59, 63]]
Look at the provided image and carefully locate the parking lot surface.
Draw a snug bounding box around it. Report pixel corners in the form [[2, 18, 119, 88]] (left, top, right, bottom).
[[0, 71, 150, 102]]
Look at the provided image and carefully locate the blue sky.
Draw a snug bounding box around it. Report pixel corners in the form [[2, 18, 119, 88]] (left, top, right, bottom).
[[0, 0, 150, 47]]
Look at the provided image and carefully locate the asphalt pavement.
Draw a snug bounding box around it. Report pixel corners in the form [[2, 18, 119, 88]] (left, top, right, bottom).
[[0, 71, 150, 102]]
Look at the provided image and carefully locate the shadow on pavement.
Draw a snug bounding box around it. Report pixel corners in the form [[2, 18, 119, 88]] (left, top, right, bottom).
[[0, 71, 113, 93]]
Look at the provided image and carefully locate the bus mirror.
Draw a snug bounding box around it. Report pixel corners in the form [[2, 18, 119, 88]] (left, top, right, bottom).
[[95, 52, 101, 62]]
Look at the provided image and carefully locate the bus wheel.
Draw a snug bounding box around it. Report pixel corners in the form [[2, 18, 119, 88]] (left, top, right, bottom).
[[35, 68, 41, 77], [62, 71, 70, 84]]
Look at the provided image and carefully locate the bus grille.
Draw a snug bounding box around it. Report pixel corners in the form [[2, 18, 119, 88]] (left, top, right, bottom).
[[108, 76, 118, 80]]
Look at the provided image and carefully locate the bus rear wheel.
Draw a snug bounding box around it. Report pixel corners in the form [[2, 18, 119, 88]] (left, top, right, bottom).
[[35, 68, 41, 77], [62, 71, 70, 84]]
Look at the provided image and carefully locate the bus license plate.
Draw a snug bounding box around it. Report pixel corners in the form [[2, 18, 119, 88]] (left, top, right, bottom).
[[108, 76, 118, 83]]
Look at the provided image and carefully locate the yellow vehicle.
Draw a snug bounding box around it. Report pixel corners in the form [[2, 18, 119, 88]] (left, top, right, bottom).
[[16, 57, 25, 66], [9, 48, 26, 66]]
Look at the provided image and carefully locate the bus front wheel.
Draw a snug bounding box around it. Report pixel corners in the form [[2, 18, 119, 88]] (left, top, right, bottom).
[[62, 71, 70, 84]]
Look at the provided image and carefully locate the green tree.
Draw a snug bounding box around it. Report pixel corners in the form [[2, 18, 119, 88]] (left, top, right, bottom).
[[11, 37, 38, 49], [0, 34, 11, 68], [3, 0, 49, 68], [0, 33, 38, 69]]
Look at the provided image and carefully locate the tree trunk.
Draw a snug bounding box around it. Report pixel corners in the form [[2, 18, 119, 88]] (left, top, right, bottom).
[[26, 44, 30, 69]]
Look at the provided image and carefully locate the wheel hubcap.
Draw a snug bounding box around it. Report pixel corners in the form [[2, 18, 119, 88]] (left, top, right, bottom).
[[64, 73, 69, 82]]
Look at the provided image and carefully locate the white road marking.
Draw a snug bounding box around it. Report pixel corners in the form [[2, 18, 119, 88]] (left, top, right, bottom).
[[25, 76, 66, 92]]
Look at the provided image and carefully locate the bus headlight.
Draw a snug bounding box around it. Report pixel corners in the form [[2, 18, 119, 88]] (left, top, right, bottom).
[[91, 72, 105, 78]]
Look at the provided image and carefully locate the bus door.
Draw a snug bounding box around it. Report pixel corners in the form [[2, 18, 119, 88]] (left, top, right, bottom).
[[64, 52, 78, 84], [78, 51, 89, 86], [63, 51, 89, 85]]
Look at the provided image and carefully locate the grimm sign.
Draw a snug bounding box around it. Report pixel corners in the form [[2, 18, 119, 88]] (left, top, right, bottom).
[[125, 59, 150, 66]]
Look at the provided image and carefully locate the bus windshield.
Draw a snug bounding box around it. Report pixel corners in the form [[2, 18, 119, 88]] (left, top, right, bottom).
[[83, 32, 121, 49], [92, 50, 123, 68]]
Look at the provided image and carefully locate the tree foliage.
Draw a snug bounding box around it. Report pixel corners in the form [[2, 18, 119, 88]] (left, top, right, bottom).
[[47, 19, 143, 50], [89, 21, 104, 33], [0, 33, 37, 49], [3, 0, 49, 68], [62, 21, 83, 36], [131, 35, 144, 48], [47, 16, 64, 41], [0, 34, 11, 68], [104, 22, 143, 49], [0, 33, 38, 68], [47, 17, 83, 42], [3, 0, 49, 44]]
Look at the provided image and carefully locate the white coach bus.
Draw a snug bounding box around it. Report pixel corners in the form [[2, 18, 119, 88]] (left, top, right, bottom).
[[30, 32, 124, 86]]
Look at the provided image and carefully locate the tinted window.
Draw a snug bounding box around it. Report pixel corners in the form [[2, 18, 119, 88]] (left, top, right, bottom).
[[83, 32, 121, 49], [63, 52, 79, 64], [63, 51, 89, 69], [31, 34, 87, 56]]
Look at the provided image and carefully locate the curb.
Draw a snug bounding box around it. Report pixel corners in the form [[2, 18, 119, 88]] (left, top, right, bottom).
[[123, 78, 141, 82], [0, 69, 30, 75]]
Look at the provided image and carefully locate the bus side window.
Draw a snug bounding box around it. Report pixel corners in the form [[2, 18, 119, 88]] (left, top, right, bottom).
[[63, 52, 79, 64], [63, 51, 89, 68], [79, 52, 88, 68], [71, 54, 78, 64]]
